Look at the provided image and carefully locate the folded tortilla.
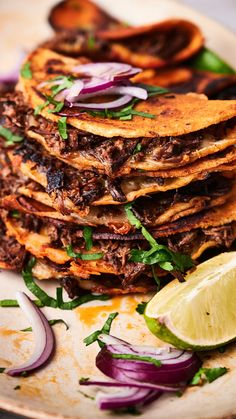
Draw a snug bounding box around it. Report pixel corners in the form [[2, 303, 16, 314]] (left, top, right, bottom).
[[132, 67, 236, 98], [3, 205, 235, 288], [20, 48, 236, 139], [8, 140, 236, 209], [2, 171, 232, 233]]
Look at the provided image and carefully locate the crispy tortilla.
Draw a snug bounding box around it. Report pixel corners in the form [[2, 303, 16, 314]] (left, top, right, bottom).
[[26, 118, 236, 174], [2, 172, 232, 233], [48, 0, 120, 32], [3, 209, 235, 286], [97, 19, 203, 68], [8, 144, 236, 208], [132, 67, 236, 98], [20, 48, 236, 138]]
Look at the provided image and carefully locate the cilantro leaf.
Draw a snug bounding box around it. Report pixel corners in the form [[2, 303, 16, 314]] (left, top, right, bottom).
[[133, 143, 142, 154], [111, 353, 161, 367], [191, 367, 228, 385], [50, 75, 74, 96], [87, 33, 96, 49], [20, 62, 32, 79], [136, 301, 147, 315], [0, 126, 23, 146], [125, 203, 194, 278], [45, 95, 64, 114], [22, 258, 58, 308], [84, 312, 118, 346], [66, 244, 103, 260], [83, 226, 93, 251], [0, 368, 5, 373], [58, 117, 68, 140], [21, 318, 69, 332]]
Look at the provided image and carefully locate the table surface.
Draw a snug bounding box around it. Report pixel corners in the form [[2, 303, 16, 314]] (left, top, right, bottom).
[[0, 0, 235, 418]]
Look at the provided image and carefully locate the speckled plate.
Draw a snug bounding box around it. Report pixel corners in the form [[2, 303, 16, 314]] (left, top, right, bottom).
[[1, 1, 236, 418]]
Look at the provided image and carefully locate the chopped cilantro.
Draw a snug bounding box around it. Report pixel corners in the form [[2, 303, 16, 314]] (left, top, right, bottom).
[[111, 353, 161, 367], [66, 244, 103, 260], [20, 371, 29, 377], [79, 377, 90, 383], [10, 210, 21, 219], [0, 126, 23, 146], [87, 33, 96, 49], [22, 258, 58, 308], [14, 385, 21, 390], [133, 143, 142, 154], [0, 368, 5, 373], [55, 287, 109, 310], [83, 226, 93, 251], [20, 62, 32, 79], [135, 301, 147, 315], [125, 203, 194, 281], [191, 367, 228, 385], [86, 85, 168, 120], [152, 265, 160, 291], [78, 390, 95, 400], [58, 116, 68, 140], [112, 406, 141, 415], [45, 95, 64, 114], [21, 318, 69, 332], [84, 312, 118, 347]]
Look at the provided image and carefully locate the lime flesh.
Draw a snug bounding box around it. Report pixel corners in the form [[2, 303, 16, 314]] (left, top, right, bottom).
[[145, 252, 236, 350]]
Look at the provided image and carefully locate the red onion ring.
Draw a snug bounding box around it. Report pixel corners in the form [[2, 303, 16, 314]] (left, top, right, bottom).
[[69, 94, 133, 109], [6, 292, 55, 376], [95, 387, 160, 410], [95, 334, 201, 385], [80, 378, 181, 392], [72, 62, 141, 80], [69, 85, 147, 103]]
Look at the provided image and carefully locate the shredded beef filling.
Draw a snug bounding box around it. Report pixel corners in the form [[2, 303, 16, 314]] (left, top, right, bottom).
[[118, 27, 189, 60], [1, 92, 235, 176], [0, 217, 27, 271], [12, 212, 235, 285]]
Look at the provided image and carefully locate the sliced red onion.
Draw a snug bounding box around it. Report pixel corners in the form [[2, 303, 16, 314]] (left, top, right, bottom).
[[65, 79, 84, 101], [96, 387, 160, 410], [96, 348, 201, 385], [69, 94, 132, 109], [39, 79, 65, 88], [80, 78, 116, 94], [72, 63, 141, 81], [6, 292, 55, 376], [96, 334, 201, 385], [69, 85, 147, 102], [80, 378, 180, 392]]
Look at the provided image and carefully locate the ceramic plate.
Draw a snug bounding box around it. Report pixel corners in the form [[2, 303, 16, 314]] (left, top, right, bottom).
[[0, 1, 236, 418]]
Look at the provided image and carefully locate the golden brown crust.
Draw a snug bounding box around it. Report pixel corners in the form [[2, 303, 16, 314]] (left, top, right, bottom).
[[20, 48, 236, 138], [48, 0, 120, 33], [97, 19, 204, 68]]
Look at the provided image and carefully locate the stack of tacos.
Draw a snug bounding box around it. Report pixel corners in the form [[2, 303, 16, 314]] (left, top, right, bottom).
[[0, 21, 236, 296]]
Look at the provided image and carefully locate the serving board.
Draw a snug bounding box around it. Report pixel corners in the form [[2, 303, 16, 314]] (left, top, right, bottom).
[[0, 1, 236, 418]]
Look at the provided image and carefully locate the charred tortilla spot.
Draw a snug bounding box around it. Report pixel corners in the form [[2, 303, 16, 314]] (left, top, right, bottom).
[[46, 168, 65, 193]]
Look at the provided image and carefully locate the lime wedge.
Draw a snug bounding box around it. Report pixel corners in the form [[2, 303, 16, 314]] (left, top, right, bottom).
[[145, 252, 236, 350]]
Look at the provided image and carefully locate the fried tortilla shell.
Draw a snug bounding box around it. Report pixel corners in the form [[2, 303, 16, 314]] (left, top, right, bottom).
[[32, 260, 156, 295], [2, 172, 233, 233], [132, 67, 236, 98], [8, 140, 236, 210], [97, 19, 203, 68], [3, 210, 235, 291], [20, 48, 236, 138], [48, 0, 121, 33], [26, 115, 236, 175]]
